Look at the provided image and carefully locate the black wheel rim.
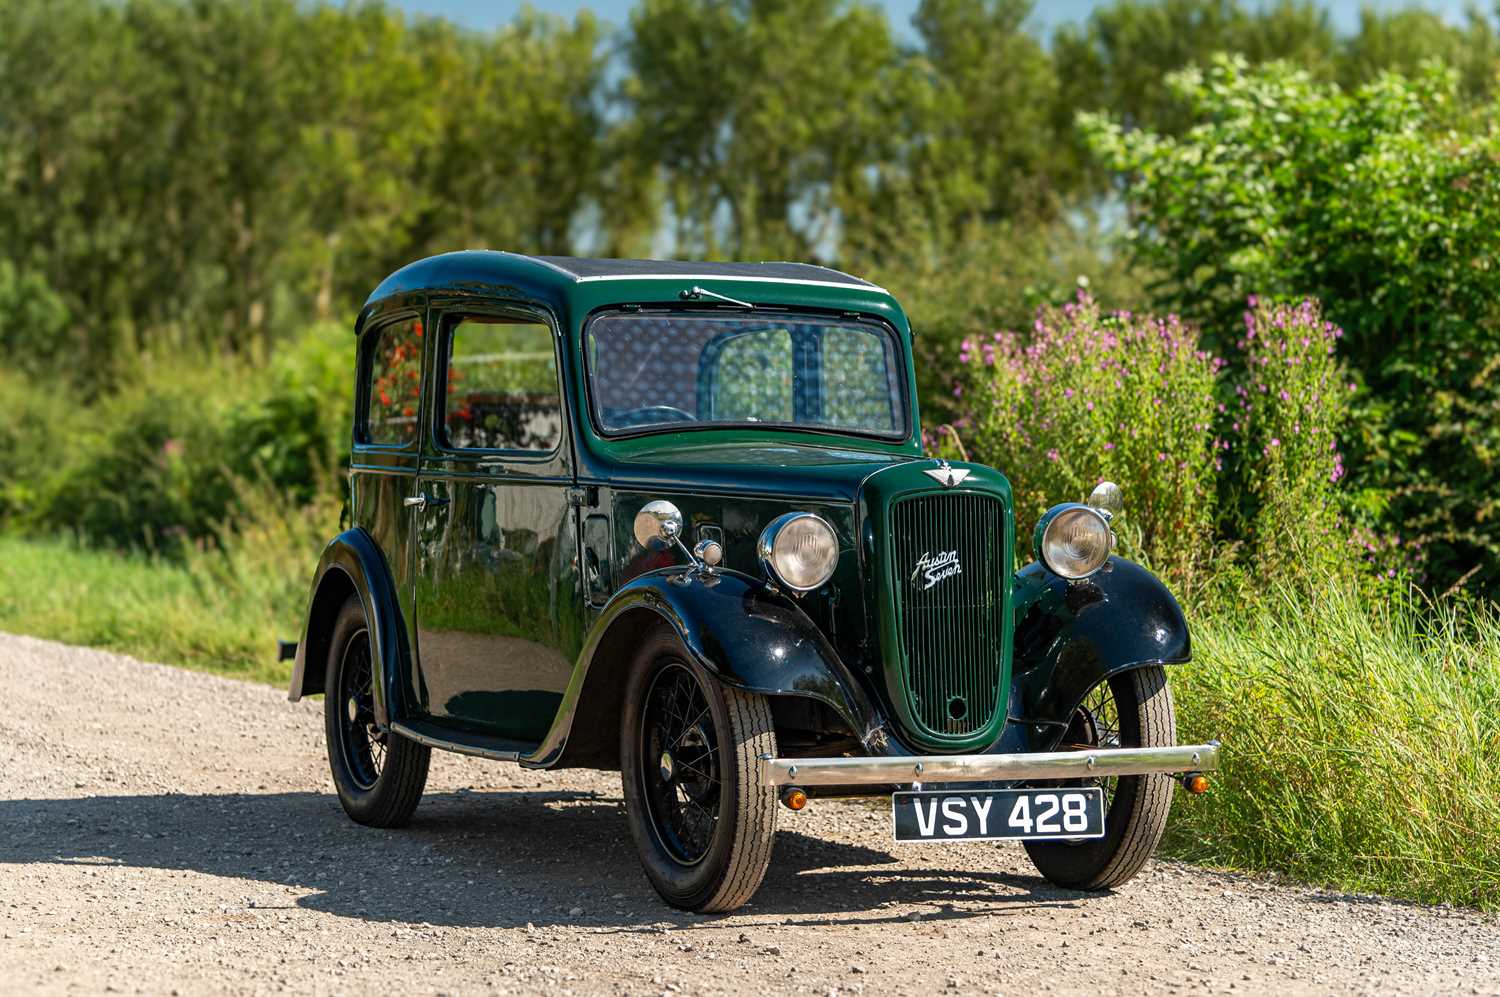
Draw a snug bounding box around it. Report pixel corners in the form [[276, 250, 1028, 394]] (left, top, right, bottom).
[[1067, 680, 1123, 810], [336, 628, 386, 791], [638, 661, 722, 866]]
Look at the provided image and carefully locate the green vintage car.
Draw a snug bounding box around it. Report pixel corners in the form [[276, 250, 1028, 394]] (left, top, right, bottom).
[[288, 252, 1219, 913]]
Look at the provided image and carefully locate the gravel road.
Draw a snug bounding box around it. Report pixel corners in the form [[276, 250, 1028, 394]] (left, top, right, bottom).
[[2, 632, 1497, 996]]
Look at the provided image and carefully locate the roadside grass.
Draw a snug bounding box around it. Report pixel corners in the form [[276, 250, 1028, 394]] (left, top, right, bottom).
[[1167, 581, 1500, 910], [0, 535, 301, 685], [2, 523, 1497, 909], [0, 493, 334, 686]]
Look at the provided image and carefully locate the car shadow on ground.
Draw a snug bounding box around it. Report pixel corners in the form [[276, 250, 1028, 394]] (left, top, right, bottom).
[[0, 788, 1085, 929]]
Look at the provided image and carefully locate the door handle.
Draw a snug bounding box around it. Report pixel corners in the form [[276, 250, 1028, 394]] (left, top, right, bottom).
[[403, 493, 450, 511]]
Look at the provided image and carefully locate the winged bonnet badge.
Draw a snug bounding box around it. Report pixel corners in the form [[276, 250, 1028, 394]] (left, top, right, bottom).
[[922, 460, 971, 488]]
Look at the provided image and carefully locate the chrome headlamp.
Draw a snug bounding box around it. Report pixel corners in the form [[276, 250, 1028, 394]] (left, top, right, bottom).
[[1033, 503, 1113, 579], [758, 512, 838, 592]]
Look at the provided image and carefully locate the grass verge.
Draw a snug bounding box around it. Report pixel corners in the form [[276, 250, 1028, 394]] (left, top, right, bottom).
[[0, 491, 333, 685], [1166, 582, 1500, 909], [0, 535, 301, 685]]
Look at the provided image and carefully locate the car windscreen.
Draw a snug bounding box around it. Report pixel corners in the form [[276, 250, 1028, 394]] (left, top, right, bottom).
[[585, 312, 908, 438]]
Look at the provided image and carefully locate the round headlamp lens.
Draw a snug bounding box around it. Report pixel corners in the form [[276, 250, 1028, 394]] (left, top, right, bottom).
[[761, 514, 838, 591], [1040, 506, 1112, 579]]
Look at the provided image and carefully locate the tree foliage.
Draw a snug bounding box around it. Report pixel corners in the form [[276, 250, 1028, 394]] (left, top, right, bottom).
[[4, 0, 1500, 597], [1084, 55, 1500, 596], [0, 0, 610, 379]]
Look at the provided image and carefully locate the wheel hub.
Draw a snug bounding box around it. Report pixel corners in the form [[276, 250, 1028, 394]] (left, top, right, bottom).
[[659, 750, 674, 782]]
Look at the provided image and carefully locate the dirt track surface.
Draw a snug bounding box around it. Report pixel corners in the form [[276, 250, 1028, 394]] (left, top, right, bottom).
[[2, 633, 1498, 997]]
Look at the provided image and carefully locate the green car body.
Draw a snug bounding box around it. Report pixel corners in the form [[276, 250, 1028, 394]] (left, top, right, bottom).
[[289, 251, 1194, 774]]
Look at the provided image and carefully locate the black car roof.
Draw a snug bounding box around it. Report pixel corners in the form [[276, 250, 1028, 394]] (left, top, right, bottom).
[[357, 251, 888, 334], [531, 256, 878, 286]]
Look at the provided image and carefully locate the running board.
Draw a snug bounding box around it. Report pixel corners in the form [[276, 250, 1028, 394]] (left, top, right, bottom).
[[389, 719, 535, 763]]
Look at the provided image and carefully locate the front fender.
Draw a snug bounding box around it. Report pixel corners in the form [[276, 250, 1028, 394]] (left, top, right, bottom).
[[288, 528, 409, 729], [528, 567, 883, 768], [1010, 556, 1190, 748]]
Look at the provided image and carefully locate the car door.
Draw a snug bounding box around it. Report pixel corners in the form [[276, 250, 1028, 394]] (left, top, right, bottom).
[[351, 311, 426, 721], [410, 305, 580, 744]]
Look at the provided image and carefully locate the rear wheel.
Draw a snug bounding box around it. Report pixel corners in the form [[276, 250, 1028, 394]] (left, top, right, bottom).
[[323, 595, 430, 827], [620, 629, 778, 913], [1024, 665, 1176, 890]]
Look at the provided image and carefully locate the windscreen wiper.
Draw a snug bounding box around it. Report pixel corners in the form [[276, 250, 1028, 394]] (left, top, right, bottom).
[[680, 285, 754, 309]]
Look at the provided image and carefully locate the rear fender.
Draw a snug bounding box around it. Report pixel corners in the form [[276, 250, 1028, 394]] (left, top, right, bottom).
[[1010, 556, 1190, 749], [288, 528, 409, 729], [528, 567, 883, 769]]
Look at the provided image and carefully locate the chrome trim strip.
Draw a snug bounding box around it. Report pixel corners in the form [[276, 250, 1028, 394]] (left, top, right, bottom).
[[761, 742, 1220, 787], [572, 273, 888, 293], [389, 722, 522, 763]]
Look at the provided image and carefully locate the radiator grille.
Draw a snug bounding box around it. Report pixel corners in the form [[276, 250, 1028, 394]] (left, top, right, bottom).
[[889, 491, 1007, 738]]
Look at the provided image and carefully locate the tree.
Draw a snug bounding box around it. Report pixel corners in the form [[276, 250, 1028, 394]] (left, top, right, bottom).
[[622, 0, 902, 259], [901, 0, 1067, 227], [404, 10, 611, 262], [1054, 0, 1337, 135], [1340, 5, 1499, 100]]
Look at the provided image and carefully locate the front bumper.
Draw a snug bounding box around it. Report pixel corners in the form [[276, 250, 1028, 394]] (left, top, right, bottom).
[[761, 742, 1220, 788]]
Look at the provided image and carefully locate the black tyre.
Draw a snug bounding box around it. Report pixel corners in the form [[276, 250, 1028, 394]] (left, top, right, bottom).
[[1024, 665, 1176, 890], [620, 629, 778, 913], [323, 595, 430, 827]]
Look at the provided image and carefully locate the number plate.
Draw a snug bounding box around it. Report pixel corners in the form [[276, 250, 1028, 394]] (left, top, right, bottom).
[[891, 787, 1106, 842]]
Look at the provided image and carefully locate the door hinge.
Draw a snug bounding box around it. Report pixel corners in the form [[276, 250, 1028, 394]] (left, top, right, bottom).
[[567, 485, 598, 508]]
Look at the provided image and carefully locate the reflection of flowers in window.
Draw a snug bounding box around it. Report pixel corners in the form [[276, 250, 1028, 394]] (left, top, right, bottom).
[[369, 319, 423, 443], [443, 323, 562, 452]]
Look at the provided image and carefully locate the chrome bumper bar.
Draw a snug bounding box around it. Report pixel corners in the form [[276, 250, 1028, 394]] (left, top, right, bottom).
[[761, 742, 1220, 788]]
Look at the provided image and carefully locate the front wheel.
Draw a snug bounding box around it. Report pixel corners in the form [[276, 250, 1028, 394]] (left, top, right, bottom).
[[620, 629, 779, 913], [323, 595, 430, 827], [1024, 665, 1176, 890]]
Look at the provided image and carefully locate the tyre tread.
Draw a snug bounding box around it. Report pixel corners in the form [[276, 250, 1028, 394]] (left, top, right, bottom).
[[1086, 667, 1175, 888], [701, 687, 778, 912]]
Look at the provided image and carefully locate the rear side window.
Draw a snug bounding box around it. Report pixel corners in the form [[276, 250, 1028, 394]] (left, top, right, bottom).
[[364, 316, 424, 445], [443, 317, 562, 453]]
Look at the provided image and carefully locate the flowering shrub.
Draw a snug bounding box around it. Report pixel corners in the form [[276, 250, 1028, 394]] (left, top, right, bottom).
[[1228, 299, 1352, 582], [950, 294, 1221, 587], [942, 294, 1363, 596]]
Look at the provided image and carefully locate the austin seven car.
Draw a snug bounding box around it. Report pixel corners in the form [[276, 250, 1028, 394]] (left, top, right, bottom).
[[287, 251, 1220, 912]]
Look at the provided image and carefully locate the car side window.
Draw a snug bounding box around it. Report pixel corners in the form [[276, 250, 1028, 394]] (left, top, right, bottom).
[[364, 316, 424, 446], [443, 317, 562, 452]]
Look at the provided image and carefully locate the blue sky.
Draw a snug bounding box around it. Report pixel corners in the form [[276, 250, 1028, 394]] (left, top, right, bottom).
[[388, 0, 1481, 38]]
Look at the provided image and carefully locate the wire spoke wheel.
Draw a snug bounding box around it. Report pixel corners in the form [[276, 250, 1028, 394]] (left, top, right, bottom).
[[322, 595, 429, 828], [1025, 666, 1176, 891], [1070, 680, 1123, 811], [639, 661, 722, 866], [621, 630, 779, 912], [335, 628, 385, 791]]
